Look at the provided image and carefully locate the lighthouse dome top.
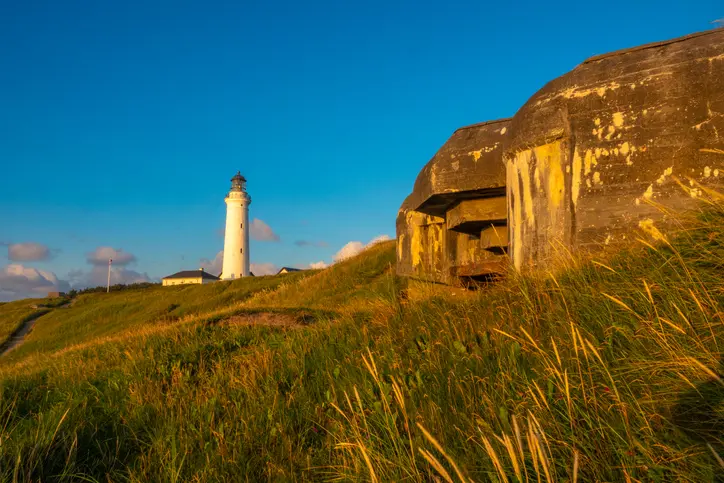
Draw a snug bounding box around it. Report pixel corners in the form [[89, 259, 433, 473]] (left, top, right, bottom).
[[230, 171, 247, 191]]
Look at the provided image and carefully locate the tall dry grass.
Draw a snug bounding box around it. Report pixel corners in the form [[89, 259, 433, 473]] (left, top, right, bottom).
[[0, 197, 721, 481]]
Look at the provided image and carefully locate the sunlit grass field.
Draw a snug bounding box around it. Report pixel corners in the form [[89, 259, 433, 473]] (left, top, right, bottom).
[[0, 200, 722, 482], [1, 270, 312, 364], [0, 298, 54, 346]]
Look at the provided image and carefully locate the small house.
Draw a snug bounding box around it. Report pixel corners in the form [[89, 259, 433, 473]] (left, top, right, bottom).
[[162, 268, 220, 286]]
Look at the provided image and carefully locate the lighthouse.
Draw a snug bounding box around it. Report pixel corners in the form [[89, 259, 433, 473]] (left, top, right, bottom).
[[221, 171, 251, 280]]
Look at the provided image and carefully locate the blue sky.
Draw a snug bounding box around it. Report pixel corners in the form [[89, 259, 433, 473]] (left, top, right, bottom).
[[0, 0, 721, 299]]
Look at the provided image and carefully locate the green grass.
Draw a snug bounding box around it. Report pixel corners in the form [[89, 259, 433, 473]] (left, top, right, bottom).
[[1, 271, 312, 363], [0, 299, 53, 345], [0, 202, 722, 482]]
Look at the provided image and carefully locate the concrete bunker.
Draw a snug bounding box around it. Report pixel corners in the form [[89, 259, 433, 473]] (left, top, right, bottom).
[[396, 119, 510, 285], [505, 29, 724, 270]]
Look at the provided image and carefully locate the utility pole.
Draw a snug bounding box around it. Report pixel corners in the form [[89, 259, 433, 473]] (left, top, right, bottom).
[[107, 258, 113, 293]]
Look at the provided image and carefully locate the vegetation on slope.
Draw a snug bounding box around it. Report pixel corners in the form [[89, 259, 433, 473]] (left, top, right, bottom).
[[0, 270, 312, 364], [0, 201, 722, 482], [0, 298, 58, 347]]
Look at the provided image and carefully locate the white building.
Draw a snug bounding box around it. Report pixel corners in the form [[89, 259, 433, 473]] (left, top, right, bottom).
[[162, 269, 220, 286], [221, 172, 251, 280]]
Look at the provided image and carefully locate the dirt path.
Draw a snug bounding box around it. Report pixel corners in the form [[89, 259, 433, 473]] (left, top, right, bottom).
[[0, 299, 73, 357], [0, 310, 51, 357]]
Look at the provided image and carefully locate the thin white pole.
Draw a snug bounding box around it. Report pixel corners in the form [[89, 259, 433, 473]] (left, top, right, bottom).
[[107, 258, 112, 293]]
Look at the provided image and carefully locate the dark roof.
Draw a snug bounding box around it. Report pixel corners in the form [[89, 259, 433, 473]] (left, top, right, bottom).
[[163, 269, 220, 280], [277, 267, 303, 274], [231, 171, 247, 183]]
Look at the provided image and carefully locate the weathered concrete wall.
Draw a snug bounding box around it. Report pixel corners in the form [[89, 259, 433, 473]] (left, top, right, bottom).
[[397, 120, 510, 284], [505, 29, 724, 270], [396, 195, 448, 283]]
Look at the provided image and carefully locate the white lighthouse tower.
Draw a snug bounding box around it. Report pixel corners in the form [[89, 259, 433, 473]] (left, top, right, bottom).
[[221, 171, 251, 280]]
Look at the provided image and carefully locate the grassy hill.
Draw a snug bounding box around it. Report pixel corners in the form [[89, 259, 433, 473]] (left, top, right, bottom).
[[0, 202, 722, 482]]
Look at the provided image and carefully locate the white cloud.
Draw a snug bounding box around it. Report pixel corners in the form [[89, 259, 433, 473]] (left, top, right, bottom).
[[88, 266, 152, 287], [308, 261, 328, 269], [67, 269, 85, 285], [332, 235, 391, 263], [250, 219, 280, 242], [0, 263, 71, 300], [58, 246, 153, 289], [64, 266, 153, 290], [86, 247, 136, 266], [367, 234, 391, 246], [200, 251, 224, 276], [333, 241, 365, 262], [7, 242, 51, 262], [250, 263, 279, 276]]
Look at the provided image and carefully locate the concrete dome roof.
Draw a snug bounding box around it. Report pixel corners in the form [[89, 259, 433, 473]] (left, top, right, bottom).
[[409, 119, 511, 217], [506, 28, 724, 157]]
